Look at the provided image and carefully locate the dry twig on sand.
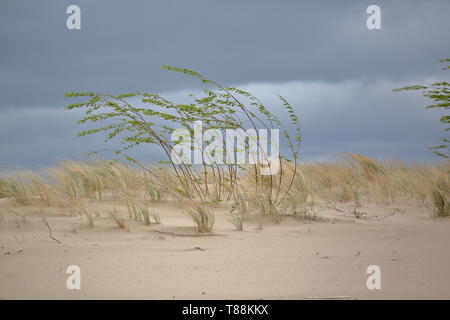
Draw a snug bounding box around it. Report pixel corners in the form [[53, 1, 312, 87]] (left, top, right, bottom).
[[41, 216, 62, 244]]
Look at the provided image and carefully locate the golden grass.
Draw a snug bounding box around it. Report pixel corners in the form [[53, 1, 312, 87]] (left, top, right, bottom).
[[110, 210, 129, 230], [0, 175, 29, 206], [184, 202, 216, 233], [0, 154, 448, 230]]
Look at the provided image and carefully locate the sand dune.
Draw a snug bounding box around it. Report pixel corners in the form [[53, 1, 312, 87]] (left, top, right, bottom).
[[1, 200, 449, 300]]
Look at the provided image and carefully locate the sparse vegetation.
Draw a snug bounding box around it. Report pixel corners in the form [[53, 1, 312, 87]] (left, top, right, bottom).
[[0, 154, 447, 234], [185, 202, 215, 233], [64, 66, 301, 212], [133, 204, 161, 226], [8, 210, 27, 228], [394, 58, 450, 159], [228, 213, 244, 231], [431, 181, 449, 217], [0, 176, 29, 206], [110, 210, 129, 230]]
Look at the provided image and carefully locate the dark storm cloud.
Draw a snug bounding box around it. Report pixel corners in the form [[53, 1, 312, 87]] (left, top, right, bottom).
[[1, 0, 449, 109], [0, 77, 445, 169], [0, 0, 449, 168]]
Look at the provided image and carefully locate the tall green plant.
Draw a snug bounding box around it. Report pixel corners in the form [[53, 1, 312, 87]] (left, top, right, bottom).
[[394, 58, 450, 158], [65, 66, 301, 208]]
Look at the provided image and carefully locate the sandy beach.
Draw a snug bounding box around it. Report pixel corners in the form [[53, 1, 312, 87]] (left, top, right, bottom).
[[1, 199, 449, 300]]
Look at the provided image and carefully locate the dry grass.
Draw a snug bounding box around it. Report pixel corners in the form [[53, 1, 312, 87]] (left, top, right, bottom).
[[6, 210, 27, 228], [110, 210, 129, 231], [430, 181, 449, 217], [0, 176, 29, 206], [184, 202, 216, 233], [238, 154, 448, 223], [228, 213, 244, 231], [0, 155, 447, 230]]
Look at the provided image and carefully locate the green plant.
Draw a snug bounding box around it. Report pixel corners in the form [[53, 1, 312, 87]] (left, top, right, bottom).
[[65, 66, 301, 213], [394, 58, 450, 158]]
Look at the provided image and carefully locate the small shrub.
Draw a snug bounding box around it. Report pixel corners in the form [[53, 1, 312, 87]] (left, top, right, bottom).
[[185, 203, 215, 233], [0, 178, 29, 206], [431, 183, 449, 217]]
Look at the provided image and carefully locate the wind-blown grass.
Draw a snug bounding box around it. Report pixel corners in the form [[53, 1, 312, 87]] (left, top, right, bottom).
[[431, 181, 449, 217], [0, 155, 448, 228], [0, 176, 29, 206], [185, 202, 215, 233], [110, 210, 129, 230]]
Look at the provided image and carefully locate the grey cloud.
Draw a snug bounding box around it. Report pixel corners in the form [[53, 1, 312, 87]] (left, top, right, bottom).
[[239, 78, 446, 162], [0, 77, 444, 170], [1, 0, 449, 168], [1, 0, 449, 110]]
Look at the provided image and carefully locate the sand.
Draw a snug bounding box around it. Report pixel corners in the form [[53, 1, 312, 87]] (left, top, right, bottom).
[[1, 200, 450, 300]]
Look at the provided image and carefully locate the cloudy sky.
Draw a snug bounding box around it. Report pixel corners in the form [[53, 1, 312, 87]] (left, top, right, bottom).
[[1, 0, 449, 169]]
